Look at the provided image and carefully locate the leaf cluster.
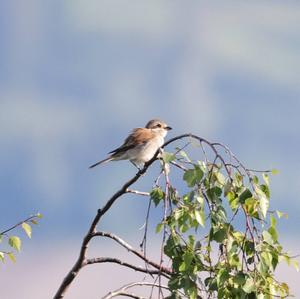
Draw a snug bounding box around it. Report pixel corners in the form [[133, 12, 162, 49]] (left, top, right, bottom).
[[151, 150, 297, 299], [0, 213, 42, 263]]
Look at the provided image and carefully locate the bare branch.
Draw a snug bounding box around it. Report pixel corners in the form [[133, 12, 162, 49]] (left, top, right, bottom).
[[104, 292, 146, 299], [105, 291, 147, 299], [170, 160, 188, 171], [102, 281, 171, 299], [53, 156, 160, 299], [126, 189, 150, 196], [85, 257, 165, 276], [92, 231, 173, 276]]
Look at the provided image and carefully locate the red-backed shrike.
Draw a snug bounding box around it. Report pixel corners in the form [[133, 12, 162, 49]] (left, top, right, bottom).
[[89, 119, 172, 169]]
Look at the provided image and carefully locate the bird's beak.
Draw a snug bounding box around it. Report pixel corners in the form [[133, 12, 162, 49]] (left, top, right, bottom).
[[165, 126, 172, 131]]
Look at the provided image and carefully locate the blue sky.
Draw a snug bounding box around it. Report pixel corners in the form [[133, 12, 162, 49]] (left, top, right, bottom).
[[0, 1, 299, 298]]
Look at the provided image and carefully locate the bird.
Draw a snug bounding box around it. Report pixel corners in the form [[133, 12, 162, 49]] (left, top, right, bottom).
[[89, 119, 172, 169]]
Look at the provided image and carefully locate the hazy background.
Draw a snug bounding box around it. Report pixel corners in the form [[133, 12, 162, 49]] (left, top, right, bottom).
[[0, 1, 299, 298]]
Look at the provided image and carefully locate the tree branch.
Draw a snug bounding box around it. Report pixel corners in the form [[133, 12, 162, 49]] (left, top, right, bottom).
[[104, 292, 146, 299], [53, 133, 245, 299], [126, 189, 150, 196], [92, 231, 172, 275], [85, 257, 166, 276], [53, 151, 162, 299], [102, 281, 172, 299], [0, 214, 41, 236]]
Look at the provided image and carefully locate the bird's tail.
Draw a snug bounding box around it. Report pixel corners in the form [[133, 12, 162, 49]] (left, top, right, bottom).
[[89, 157, 114, 169]]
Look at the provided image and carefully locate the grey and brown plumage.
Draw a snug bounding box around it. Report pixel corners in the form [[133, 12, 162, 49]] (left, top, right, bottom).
[[89, 119, 172, 169]]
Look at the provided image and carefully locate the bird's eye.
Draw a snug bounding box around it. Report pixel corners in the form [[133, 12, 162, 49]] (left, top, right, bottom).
[[156, 123, 162, 128]]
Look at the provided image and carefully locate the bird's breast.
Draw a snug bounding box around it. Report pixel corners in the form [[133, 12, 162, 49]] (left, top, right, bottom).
[[130, 136, 164, 164]]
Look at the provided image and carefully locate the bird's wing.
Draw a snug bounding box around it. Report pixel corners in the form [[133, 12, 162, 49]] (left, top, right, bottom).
[[109, 128, 154, 155]]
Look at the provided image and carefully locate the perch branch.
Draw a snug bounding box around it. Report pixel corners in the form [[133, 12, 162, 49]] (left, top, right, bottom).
[[53, 133, 241, 299]]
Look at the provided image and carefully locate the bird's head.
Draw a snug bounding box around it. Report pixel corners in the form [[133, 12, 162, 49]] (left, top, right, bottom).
[[145, 119, 172, 138]]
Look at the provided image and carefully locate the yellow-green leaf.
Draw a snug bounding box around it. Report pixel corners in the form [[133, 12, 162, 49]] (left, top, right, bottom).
[[7, 252, 16, 263], [8, 236, 21, 252], [256, 188, 269, 218], [293, 260, 299, 272], [243, 277, 255, 293], [155, 223, 163, 233], [0, 252, 4, 262], [195, 210, 205, 227], [162, 152, 176, 163], [271, 169, 279, 175], [276, 210, 288, 219], [22, 222, 32, 238], [262, 173, 269, 186]]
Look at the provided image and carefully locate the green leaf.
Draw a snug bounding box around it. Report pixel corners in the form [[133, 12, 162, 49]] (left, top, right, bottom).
[[150, 187, 164, 206], [223, 179, 232, 196], [244, 198, 258, 217], [276, 210, 288, 219], [233, 272, 246, 285], [183, 165, 203, 187], [262, 230, 273, 245], [179, 150, 191, 162], [270, 214, 276, 228], [162, 152, 176, 163], [22, 222, 32, 238], [244, 240, 255, 257], [283, 254, 291, 266], [207, 187, 222, 203], [7, 252, 16, 263], [213, 227, 227, 243], [256, 187, 269, 218], [195, 195, 204, 208], [8, 236, 21, 252], [156, 223, 163, 233], [215, 171, 226, 185], [260, 184, 270, 199], [227, 191, 239, 210], [268, 227, 278, 243], [179, 251, 194, 272], [0, 251, 4, 262], [262, 173, 269, 186], [187, 235, 195, 248], [228, 253, 240, 267], [293, 260, 299, 272], [261, 251, 273, 268], [217, 268, 230, 286], [239, 188, 252, 204], [243, 277, 255, 293], [194, 210, 205, 227], [36, 213, 43, 218]]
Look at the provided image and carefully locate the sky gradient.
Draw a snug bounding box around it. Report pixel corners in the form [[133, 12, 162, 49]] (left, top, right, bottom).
[[0, 1, 299, 298]]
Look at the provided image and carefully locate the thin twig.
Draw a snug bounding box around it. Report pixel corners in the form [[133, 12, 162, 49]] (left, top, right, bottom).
[[126, 189, 150, 196], [102, 281, 172, 299], [103, 292, 146, 299], [170, 160, 188, 171], [0, 214, 40, 236]]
